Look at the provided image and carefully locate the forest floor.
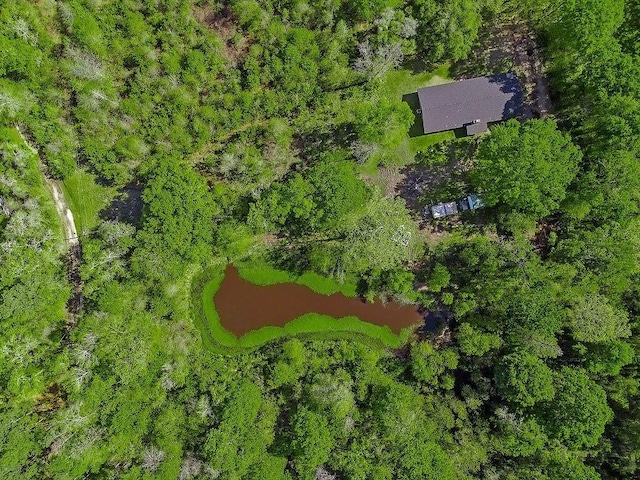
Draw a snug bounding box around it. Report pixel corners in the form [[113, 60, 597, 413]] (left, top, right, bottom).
[[190, 118, 271, 165], [453, 19, 552, 118]]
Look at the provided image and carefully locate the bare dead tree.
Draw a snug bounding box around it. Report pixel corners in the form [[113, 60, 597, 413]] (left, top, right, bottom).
[[142, 447, 166, 472], [353, 41, 404, 82]]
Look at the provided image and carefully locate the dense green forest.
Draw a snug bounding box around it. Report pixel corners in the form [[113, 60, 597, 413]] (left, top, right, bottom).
[[2, 0, 640, 478]]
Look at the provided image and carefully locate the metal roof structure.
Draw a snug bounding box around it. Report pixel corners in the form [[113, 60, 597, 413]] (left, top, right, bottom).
[[443, 201, 458, 216], [460, 194, 485, 211], [417, 73, 524, 135], [431, 203, 447, 219]]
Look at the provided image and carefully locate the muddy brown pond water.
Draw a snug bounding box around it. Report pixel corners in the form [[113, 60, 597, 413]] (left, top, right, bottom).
[[214, 265, 424, 337]]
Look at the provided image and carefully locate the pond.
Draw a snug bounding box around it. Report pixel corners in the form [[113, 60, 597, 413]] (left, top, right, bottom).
[[214, 265, 424, 337]]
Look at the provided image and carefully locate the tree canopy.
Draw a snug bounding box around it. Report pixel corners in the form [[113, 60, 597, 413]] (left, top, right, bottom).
[[2, 0, 640, 479], [471, 119, 582, 218]]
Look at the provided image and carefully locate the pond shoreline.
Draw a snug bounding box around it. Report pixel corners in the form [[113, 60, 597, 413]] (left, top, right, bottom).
[[190, 263, 422, 354]]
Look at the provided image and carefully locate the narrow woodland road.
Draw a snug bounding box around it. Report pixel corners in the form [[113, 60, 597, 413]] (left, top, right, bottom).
[[16, 126, 83, 331], [49, 181, 79, 246]]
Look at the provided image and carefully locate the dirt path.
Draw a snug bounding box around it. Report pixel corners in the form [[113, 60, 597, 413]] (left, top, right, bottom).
[[16, 126, 83, 330], [49, 181, 79, 245], [510, 23, 552, 118]]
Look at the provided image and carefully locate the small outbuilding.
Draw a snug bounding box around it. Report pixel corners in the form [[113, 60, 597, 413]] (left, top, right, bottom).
[[417, 72, 524, 135], [429, 201, 459, 219], [430, 203, 447, 219], [443, 201, 458, 216], [460, 194, 485, 211]]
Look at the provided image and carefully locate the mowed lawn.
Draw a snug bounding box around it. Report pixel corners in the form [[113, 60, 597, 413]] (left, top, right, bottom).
[[378, 64, 456, 169], [381, 63, 452, 98], [362, 63, 456, 181]]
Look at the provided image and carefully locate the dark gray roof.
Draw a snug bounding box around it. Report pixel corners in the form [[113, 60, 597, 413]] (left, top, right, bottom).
[[465, 122, 488, 135], [417, 73, 524, 135]]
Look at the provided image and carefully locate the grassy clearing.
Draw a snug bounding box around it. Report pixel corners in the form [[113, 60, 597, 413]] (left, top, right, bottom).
[[62, 169, 115, 236], [409, 131, 456, 153], [235, 258, 357, 297], [368, 63, 455, 171], [382, 63, 452, 98], [190, 262, 413, 354]]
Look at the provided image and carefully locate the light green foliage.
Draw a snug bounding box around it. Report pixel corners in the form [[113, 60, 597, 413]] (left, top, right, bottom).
[[81, 220, 136, 300], [427, 263, 450, 292], [269, 339, 308, 388], [503, 287, 565, 354], [3, 0, 640, 478], [570, 294, 631, 343], [290, 407, 335, 478], [331, 194, 420, 274], [457, 323, 502, 356], [410, 342, 459, 388], [0, 128, 69, 479], [472, 119, 582, 218], [495, 351, 555, 408], [360, 267, 417, 302], [308, 369, 355, 420]]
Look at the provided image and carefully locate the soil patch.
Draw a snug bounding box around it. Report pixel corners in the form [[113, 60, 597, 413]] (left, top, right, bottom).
[[192, 4, 249, 65], [101, 183, 143, 225]]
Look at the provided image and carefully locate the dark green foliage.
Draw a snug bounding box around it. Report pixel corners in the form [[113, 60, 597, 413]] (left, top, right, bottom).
[[250, 159, 369, 234], [456, 323, 501, 356], [495, 351, 555, 407], [471, 119, 582, 219], [203, 381, 283, 478], [133, 157, 216, 280], [3, 0, 640, 479], [290, 407, 335, 478], [411, 0, 484, 62], [538, 368, 614, 448], [493, 412, 547, 457]]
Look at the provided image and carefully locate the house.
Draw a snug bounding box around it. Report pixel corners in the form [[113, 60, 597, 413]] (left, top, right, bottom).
[[417, 73, 524, 136]]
